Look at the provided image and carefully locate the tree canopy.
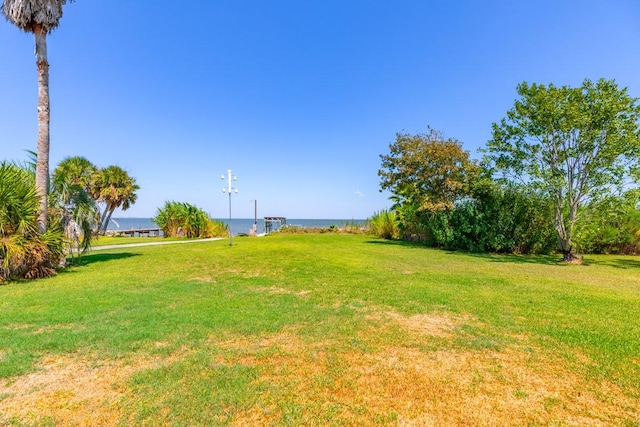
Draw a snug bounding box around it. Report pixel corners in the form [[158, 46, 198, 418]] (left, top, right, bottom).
[[379, 127, 477, 213], [91, 165, 140, 235], [1, 0, 72, 33], [485, 78, 640, 260]]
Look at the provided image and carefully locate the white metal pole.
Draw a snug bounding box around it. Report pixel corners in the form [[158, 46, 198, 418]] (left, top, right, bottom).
[[222, 169, 237, 247]]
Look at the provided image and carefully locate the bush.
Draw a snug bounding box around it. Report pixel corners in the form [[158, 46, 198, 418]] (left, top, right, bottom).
[[574, 192, 640, 254], [153, 201, 227, 238], [385, 180, 557, 254], [444, 181, 556, 254], [0, 162, 65, 282], [367, 209, 400, 240]]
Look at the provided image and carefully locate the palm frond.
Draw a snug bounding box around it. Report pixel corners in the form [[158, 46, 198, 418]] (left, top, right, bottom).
[[1, 0, 72, 32]]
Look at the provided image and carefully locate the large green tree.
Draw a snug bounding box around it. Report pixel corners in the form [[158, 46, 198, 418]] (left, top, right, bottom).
[[486, 78, 640, 261], [1, 0, 75, 232], [379, 127, 477, 212], [379, 127, 477, 240]]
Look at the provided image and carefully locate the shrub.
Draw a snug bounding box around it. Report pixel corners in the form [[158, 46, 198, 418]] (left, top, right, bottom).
[[384, 179, 557, 254], [153, 201, 227, 238], [0, 162, 65, 282], [367, 209, 400, 240], [444, 181, 556, 254], [574, 192, 640, 254]]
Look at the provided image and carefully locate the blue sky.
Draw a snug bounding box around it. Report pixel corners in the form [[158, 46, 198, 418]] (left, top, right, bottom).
[[2, 0, 639, 219]]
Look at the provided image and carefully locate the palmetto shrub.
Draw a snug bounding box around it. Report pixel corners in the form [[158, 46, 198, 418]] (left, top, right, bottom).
[[153, 201, 227, 238], [0, 162, 65, 282]]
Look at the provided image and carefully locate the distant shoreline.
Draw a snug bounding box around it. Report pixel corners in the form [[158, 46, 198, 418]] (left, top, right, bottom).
[[107, 217, 367, 234]]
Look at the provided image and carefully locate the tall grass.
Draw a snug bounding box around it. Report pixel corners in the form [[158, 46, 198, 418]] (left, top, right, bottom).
[[366, 208, 400, 239], [153, 201, 227, 238]]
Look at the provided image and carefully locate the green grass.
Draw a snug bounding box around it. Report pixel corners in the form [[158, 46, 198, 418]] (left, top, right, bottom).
[[1, 234, 639, 426], [91, 235, 190, 247]]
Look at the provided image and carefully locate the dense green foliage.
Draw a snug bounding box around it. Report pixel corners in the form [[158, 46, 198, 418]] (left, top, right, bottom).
[[0, 162, 65, 282], [574, 190, 640, 254], [486, 78, 640, 259], [378, 79, 640, 257], [50, 156, 100, 251], [153, 201, 227, 238], [376, 128, 557, 253], [442, 179, 557, 253], [0, 154, 141, 279]]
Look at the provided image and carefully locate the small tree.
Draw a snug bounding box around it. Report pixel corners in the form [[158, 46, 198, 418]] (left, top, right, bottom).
[[91, 165, 140, 234], [50, 156, 99, 252], [485, 79, 640, 261]]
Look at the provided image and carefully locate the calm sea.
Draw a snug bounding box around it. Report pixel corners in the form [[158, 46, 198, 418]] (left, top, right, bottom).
[[108, 217, 366, 235]]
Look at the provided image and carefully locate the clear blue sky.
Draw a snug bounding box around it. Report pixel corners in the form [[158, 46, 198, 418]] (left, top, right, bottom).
[[2, 0, 639, 219]]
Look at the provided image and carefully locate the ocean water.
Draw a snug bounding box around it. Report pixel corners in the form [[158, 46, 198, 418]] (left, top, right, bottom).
[[108, 217, 366, 235]]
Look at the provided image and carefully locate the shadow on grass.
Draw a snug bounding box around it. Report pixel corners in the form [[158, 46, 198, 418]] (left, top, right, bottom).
[[453, 252, 561, 266], [367, 239, 640, 268], [583, 257, 640, 269], [365, 239, 424, 248], [67, 252, 141, 267], [365, 239, 563, 265]]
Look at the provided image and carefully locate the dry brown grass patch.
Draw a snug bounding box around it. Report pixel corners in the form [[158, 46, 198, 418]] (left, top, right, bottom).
[[384, 310, 475, 338], [229, 343, 638, 426], [187, 275, 218, 283], [0, 348, 192, 427], [3, 324, 637, 426], [0, 355, 130, 426], [249, 285, 312, 297], [223, 316, 637, 426], [357, 346, 637, 426]]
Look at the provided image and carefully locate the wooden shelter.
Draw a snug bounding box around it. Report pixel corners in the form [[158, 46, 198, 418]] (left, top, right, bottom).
[[264, 217, 286, 233]]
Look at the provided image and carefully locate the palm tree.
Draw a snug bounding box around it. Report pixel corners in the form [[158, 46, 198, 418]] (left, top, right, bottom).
[[52, 155, 96, 190], [50, 156, 99, 252], [92, 165, 140, 235], [1, 0, 74, 232]]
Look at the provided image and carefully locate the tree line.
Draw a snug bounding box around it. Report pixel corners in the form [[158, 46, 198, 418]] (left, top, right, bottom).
[[378, 79, 640, 260]]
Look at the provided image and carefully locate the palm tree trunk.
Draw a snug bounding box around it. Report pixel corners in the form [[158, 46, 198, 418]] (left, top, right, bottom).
[[99, 205, 110, 235], [101, 207, 116, 235], [34, 24, 50, 233]]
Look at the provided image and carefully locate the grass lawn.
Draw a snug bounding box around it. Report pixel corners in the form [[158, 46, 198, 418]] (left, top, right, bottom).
[[91, 235, 189, 247], [1, 234, 639, 426]]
